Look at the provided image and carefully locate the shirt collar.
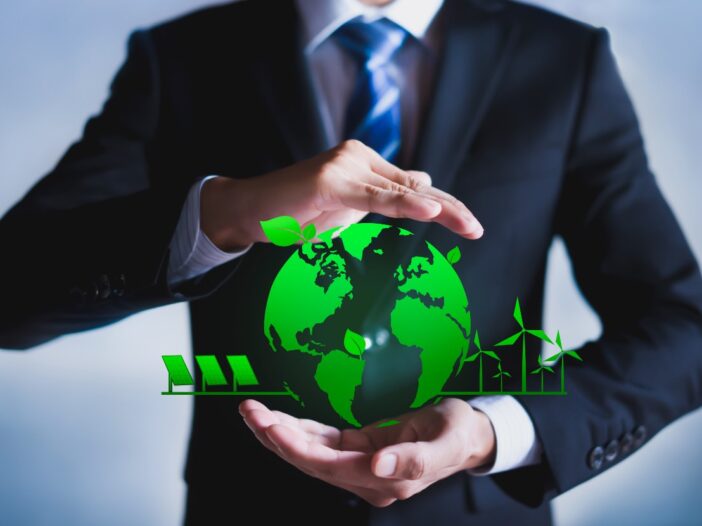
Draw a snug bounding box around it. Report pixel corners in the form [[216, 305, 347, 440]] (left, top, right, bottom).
[[295, 0, 445, 53]]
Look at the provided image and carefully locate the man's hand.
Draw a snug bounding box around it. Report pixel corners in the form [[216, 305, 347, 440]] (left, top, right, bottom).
[[238, 397, 496, 508], [201, 140, 483, 252]]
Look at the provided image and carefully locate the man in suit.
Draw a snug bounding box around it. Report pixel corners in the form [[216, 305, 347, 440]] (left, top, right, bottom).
[[2, 0, 702, 524]]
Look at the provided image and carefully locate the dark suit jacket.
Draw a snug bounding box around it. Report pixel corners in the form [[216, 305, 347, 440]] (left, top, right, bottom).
[[2, 0, 702, 524]]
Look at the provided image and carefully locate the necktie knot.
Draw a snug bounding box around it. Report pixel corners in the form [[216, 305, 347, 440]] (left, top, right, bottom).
[[334, 17, 408, 70]]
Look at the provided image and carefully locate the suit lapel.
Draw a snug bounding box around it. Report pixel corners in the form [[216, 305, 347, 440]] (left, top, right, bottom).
[[365, 1, 519, 324], [252, 0, 329, 163], [412, 0, 518, 182], [392, 0, 520, 241]]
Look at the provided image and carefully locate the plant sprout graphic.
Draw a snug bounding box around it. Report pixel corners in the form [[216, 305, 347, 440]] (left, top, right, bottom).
[[259, 215, 317, 245], [530, 354, 555, 392], [344, 329, 367, 359], [544, 330, 583, 394], [492, 361, 511, 392], [462, 331, 500, 392], [495, 298, 553, 393]]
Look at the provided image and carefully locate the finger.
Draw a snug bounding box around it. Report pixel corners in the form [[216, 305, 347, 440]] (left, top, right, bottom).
[[265, 423, 374, 481], [254, 416, 395, 506], [371, 442, 426, 480], [238, 398, 271, 416], [244, 422, 319, 479], [359, 419, 420, 451], [240, 409, 283, 455], [371, 434, 464, 481], [338, 180, 442, 222], [359, 172, 483, 239], [369, 166, 431, 191], [406, 170, 432, 186], [270, 410, 341, 447], [349, 140, 412, 183], [240, 410, 331, 481], [239, 401, 286, 450], [338, 428, 376, 453], [411, 185, 483, 239]]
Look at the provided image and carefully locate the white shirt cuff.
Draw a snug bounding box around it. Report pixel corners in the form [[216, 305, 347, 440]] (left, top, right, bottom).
[[167, 175, 252, 286], [466, 395, 542, 475]]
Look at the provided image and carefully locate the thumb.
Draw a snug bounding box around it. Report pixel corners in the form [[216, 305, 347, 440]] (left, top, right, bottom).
[[371, 442, 434, 481]]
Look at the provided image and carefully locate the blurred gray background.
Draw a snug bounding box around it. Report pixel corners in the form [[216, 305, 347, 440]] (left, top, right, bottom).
[[1, 1, 700, 524]]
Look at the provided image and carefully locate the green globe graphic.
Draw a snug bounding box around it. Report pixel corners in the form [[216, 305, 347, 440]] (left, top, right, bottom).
[[263, 222, 470, 428]]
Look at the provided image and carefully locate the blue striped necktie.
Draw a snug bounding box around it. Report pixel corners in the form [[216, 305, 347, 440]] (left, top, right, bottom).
[[334, 17, 408, 164]]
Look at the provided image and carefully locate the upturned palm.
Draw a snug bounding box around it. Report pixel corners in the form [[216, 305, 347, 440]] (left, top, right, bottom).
[[463, 331, 500, 392], [495, 298, 553, 393], [530, 355, 555, 392], [492, 361, 511, 392], [545, 331, 583, 393]]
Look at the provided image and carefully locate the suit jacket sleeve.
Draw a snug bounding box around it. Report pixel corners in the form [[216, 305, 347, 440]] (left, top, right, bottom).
[[488, 27, 702, 506], [0, 29, 242, 350]]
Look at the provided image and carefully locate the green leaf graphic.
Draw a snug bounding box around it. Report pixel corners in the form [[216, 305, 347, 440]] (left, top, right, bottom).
[[318, 225, 342, 247], [302, 223, 316, 242], [447, 246, 461, 265], [344, 329, 366, 357], [260, 216, 303, 246]]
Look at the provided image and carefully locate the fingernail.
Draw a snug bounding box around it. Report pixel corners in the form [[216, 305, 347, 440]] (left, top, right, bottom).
[[375, 453, 398, 477], [464, 215, 483, 236], [427, 200, 442, 216]]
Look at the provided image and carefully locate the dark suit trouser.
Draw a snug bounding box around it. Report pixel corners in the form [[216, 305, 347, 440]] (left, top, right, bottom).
[[183, 474, 553, 526]]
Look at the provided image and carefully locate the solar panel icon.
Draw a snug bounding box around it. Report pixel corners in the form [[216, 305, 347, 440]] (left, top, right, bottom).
[[227, 355, 259, 391], [162, 355, 194, 393], [195, 355, 228, 391], [161, 354, 295, 399]]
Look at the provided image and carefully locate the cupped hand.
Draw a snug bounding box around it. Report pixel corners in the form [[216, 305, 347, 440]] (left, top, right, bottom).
[[238, 397, 496, 508]]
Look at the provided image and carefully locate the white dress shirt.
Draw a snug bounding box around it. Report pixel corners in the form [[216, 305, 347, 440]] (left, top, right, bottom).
[[166, 0, 542, 475]]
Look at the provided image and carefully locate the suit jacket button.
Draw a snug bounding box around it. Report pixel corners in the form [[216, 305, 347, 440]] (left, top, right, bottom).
[[97, 274, 111, 299], [604, 439, 619, 462], [633, 425, 647, 448], [112, 273, 126, 297], [588, 446, 604, 470], [619, 432, 634, 455]]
